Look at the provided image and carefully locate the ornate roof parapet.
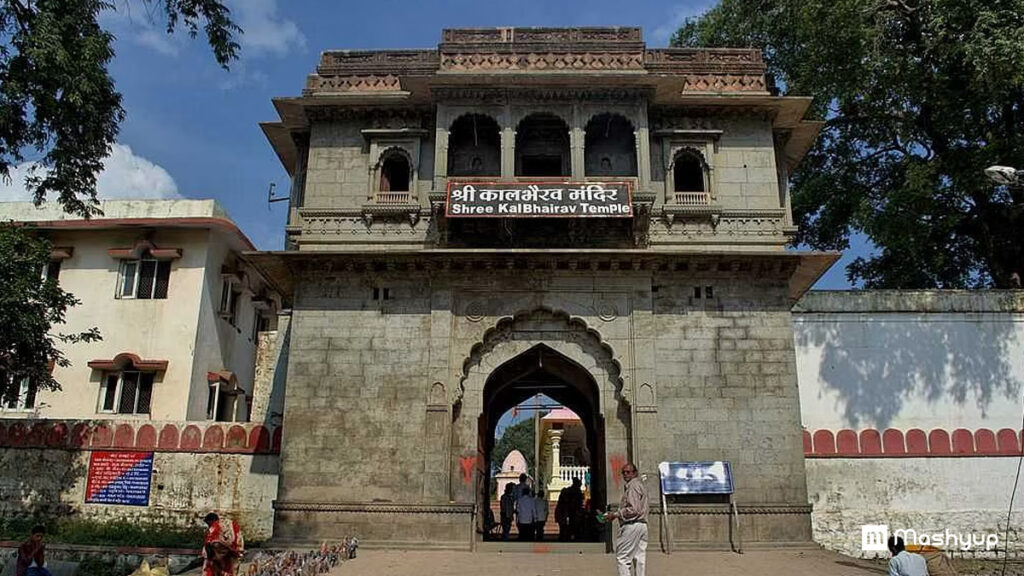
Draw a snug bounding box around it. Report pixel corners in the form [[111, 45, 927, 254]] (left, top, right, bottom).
[[441, 27, 644, 45]]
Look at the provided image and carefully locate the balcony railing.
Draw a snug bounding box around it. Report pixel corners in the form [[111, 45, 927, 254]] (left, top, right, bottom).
[[375, 191, 412, 204], [674, 191, 711, 206]]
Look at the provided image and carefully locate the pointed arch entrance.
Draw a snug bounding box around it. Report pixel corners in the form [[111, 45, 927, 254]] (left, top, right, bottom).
[[449, 308, 633, 543]]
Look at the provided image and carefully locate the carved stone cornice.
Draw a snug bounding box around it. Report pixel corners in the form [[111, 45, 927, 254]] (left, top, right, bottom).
[[441, 27, 643, 45], [645, 48, 764, 75], [682, 74, 767, 93], [303, 107, 433, 127], [439, 51, 645, 73], [431, 87, 649, 104], [317, 50, 439, 76], [303, 74, 402, 96], [274, 501, 475, 514]]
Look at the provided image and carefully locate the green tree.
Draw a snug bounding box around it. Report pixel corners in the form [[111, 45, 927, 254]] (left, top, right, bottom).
[[674, 0, 1024, 287], [0, 0, 241, 403], [0, 227, 99, 405], [491, 417, 537, 474]]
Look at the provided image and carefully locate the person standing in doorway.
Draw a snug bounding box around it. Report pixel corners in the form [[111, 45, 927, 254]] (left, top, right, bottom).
[[533, 489, 549, 541], [516, 487, 537, 540], [499, 483, 516, 541], [605, 464, 648, 576], [556, 477, 584, 541]]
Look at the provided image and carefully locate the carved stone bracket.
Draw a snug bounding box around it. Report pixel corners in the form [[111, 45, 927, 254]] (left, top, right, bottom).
[[360, 203, 424, 228]]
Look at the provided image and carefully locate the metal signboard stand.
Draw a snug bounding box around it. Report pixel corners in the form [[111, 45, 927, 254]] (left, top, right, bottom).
[[658, 461, 742, 554]]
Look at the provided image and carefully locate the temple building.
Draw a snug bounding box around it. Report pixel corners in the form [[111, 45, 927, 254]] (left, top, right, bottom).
[[254, 26, 834, 550], [539, 408, 590, 501]]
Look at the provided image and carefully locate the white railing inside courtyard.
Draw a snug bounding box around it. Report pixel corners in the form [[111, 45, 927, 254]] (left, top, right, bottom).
[[559, 465, 590, 487], [674, 191, 711, 206]]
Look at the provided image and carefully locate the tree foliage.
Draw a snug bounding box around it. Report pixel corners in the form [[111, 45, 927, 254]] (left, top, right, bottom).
[[674, 0, 1024, 287], [491, 417, 537, 474], [0, 0, 240, 402], [0, 227, 100, 404], [0, 0, 240, 217]]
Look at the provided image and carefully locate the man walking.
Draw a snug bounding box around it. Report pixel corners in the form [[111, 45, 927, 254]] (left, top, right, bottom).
[[516, 487, 537, 540], [499, 483, 517, 541], [605, 463, 648, 576]]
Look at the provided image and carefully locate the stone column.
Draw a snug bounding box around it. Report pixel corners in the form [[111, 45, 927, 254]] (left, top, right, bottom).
[[501, 103, 515, 178], [571, 104, 585, 179], [635, 104, 651, 192], [501, 129, 516, 178], [434, 108, 450, 193], [546, 429, 565, 493]]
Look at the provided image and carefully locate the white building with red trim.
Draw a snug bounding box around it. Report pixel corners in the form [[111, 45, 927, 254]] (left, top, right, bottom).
[[0, 199, 280, 422]]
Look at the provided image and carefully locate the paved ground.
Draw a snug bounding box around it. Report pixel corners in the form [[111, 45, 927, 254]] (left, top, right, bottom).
[[332, 549, 892, 576]]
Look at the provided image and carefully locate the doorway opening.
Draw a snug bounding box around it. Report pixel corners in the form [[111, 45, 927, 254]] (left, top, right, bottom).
[[478, 344, 605, 542]]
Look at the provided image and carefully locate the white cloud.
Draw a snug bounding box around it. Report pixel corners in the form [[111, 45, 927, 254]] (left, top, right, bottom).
[[649, 2, 718, 46], [228, 0, 306, 58], [0, 144, 181, 202], [219, 65, 269, 91]]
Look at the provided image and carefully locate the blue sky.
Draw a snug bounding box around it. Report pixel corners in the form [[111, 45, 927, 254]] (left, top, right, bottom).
[[3, 0, 861, 288]]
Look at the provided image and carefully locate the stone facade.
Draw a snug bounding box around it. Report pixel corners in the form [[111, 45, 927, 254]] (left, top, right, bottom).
[[254, 27, 831, 550]]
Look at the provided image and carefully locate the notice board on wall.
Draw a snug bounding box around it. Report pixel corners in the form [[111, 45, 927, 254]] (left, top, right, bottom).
[[85, 451, 153, 506]]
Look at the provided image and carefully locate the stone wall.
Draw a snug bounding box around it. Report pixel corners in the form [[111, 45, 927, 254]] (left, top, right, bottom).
[[0, 420, 281, 540], [794, 290, 1024, 558]]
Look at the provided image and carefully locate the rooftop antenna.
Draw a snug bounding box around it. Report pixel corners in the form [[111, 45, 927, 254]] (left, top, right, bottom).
[[267, 182, 288, 208]]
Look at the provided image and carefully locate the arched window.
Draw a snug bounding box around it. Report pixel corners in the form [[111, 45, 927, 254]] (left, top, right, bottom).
[[448, 114, 501, 177], [584, 113, 636, 177], [673, 152, 706, 193], [379, 152, 411, 193], [515, 113, 570, 177]]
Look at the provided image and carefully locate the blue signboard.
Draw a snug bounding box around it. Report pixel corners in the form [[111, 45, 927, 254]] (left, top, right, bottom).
[[658, 461, 734, 495], [85, 451, 153, 506]]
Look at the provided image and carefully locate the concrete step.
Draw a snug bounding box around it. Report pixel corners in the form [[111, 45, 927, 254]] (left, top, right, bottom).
[[477, 541, 608, 554]]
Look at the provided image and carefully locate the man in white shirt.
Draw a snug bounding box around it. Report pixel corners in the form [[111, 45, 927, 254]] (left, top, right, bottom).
[[887, 536, 930, 576], [516, 487, 537, 540]]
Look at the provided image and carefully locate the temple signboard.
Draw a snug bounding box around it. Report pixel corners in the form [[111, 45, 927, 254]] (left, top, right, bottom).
[[446, 181, 633, 218]]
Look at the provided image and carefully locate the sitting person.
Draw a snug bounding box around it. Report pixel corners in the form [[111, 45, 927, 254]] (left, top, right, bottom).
[[888, 535, 929, 576], [16, 525, 51, 576]]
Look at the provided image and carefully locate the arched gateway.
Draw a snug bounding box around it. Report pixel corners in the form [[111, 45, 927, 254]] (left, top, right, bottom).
[[449, 309, 633, 537]]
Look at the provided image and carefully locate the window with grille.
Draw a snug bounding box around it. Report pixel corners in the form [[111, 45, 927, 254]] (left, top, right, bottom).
[[220, 280, 242, 326], [117, 255, 171, 299], [99, 371, 154, 414]]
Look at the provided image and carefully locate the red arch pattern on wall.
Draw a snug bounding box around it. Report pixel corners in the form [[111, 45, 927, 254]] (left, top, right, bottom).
[[804, 428, 1023, 458], [0, 420, 281, 454]]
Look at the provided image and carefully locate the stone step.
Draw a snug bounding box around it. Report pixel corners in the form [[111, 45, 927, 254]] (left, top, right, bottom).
[[477, 541, 608, 554]]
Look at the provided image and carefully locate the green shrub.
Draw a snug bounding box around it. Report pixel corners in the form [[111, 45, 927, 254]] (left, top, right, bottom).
[[0, 517, 205, 549]]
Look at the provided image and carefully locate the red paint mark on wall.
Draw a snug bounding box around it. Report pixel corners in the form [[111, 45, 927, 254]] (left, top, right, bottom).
[[459, 456, 475, 485], [609, 454, 627, 487]]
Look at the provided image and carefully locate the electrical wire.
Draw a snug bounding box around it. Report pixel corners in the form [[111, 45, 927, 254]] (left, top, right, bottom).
[[1000, 399, 1024, 576]]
